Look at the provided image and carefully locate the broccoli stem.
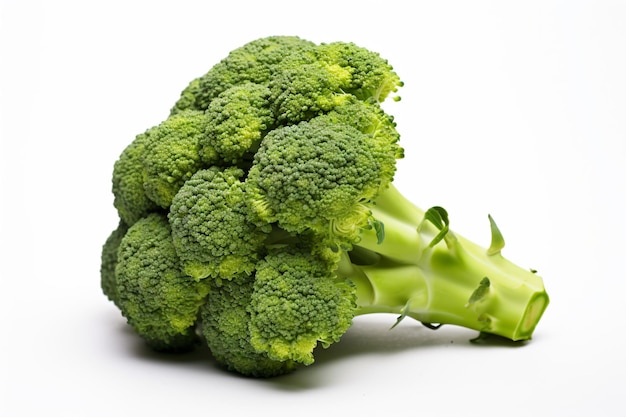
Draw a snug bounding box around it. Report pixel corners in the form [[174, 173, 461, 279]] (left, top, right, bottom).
[[343, 185, 549, 341]]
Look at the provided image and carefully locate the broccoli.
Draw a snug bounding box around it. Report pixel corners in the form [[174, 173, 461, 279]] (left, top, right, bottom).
[[201, 83, 274, 166], [101, 35, 549, 377], [111, 131, 159, 226], [249, 245, 356, 366], [114, 213, 210, 352], [201, 273, 298, 377], [169, 166, 271, 280]]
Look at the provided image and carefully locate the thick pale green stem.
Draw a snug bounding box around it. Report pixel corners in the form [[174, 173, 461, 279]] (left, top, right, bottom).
[[349, 240, 548, 340], [358, 185, 441, 265], [346, 185, 549, 341]]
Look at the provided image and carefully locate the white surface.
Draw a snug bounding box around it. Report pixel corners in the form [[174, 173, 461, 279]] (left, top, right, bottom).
[[1, 1, 625, 416]]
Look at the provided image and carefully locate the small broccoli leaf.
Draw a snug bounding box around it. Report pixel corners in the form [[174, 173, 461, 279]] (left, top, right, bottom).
[[487, 214, 505, 256], [466, 277, 491, 307], [389, 300, 411, 330], [423, 206, 448, 230], [370, 218, 385, 245], [422, 206, 450, 248]]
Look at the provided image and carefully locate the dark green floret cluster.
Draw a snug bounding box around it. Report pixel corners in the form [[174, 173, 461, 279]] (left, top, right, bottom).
[[101, 36, 549, 377]]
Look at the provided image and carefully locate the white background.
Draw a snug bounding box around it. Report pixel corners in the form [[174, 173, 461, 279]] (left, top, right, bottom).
[[1, 1, 625, 416]]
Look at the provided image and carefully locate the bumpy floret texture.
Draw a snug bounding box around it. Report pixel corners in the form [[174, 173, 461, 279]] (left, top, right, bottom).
[[100, 220, 128, 308], [316, 42, 403, 101], [250, 246, 356, 365], [246, 117, 392, 245], [201, 274, 298, 377], [111, 132, 158, 226], [171, 36, 318, 113], [268, 59, 352, 123], [141, 110, 207, 208], [115, 213, 210, 351], [202, 83, 274, 165], [169, 167, 271, 280]]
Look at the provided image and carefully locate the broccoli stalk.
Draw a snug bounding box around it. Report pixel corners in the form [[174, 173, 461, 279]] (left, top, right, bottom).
[[339, 184, 549, 341]]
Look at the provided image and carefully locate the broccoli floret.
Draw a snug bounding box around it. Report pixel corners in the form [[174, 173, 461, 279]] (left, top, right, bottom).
[[141, 110, 207, 208], [201, 83, 274, 166], [316, 41, 403, 102], [112, 109, 209, 223], [246, 116, 394, 246], [267, 41, 402, 124], [171, 36, 317, 114], [326, 97, 403, 155], [168, 167, 270, 280], [102, 35, 549, 378], [111, 131, 159, 225], [268, 59, 353, 123], [249, 245, 356, 366], [201, 273, 297, 377], [100, 220, 128, 308], [115, 213, 210, 351]]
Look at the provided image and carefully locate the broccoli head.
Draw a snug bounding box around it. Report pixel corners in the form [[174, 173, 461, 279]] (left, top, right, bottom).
[[101, 35, 549, 378]]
